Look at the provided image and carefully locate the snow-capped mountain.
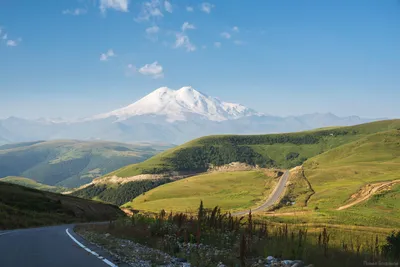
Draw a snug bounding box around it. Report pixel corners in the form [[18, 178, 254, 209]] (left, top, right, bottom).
[[93, 86, 260, 122], [0, 86, 382, 145]]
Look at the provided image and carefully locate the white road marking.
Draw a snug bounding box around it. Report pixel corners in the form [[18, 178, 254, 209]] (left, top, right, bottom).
[[0, 232, 12, 236], [65, 228, 118, 267]]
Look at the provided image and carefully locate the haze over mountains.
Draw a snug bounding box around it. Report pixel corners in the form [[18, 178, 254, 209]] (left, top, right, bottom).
[[0, 87, 379, 145]]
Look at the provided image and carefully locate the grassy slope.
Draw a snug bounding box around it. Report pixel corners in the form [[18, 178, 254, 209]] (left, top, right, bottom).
[[0, 140, 171, 187], [110, 120, 400, 177], [124, 171, 278, 212], [304, 130, 400, 210], [265, 129, 400, 228], [0, 176, 66, 192], [0, 182, 124, 230]]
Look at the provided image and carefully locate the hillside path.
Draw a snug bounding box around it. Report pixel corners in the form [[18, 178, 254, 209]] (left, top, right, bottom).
[[0, 224, 126, 267], [233, 170, 290, 216], [337, 179, 400, 211]]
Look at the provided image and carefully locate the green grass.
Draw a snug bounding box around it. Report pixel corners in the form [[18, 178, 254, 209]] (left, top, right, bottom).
[[0, 176, 67, 193], [124, 171, 277, 212], [0, 182, 124, 230], [264, 129, 400, 228], [0, 140, 172, 187], [109, 119, 400, 178], [304, 130, 400, 210]]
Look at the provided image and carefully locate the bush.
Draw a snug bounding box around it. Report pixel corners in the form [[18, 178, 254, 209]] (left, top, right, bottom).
[[382, 231, 400, 260]]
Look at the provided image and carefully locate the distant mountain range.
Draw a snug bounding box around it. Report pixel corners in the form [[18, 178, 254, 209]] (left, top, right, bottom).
[[0, 86, 382, 145]]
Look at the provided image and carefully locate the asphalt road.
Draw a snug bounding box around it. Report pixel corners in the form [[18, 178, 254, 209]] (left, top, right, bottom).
[[0, 224, 122, 267], [233, 170, 290, 216]]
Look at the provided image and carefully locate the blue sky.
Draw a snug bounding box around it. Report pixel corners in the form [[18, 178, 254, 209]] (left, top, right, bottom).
[[0, 0, 399, 119]]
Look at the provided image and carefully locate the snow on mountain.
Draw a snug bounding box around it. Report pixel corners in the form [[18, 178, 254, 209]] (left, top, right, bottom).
[[93, 86, 261, 122]]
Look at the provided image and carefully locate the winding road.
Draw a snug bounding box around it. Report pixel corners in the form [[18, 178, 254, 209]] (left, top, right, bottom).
[[233, 170, 290, 216], [0, 225, 125, 267]]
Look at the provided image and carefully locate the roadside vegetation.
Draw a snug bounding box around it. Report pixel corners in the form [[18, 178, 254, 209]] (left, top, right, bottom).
[[76, 201, 400, 267]]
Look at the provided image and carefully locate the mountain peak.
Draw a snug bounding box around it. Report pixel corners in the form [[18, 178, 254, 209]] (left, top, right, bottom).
[[93, 86, 260, 122]]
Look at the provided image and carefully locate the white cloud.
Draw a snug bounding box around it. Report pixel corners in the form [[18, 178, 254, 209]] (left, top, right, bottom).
[[6, 39, 21, 47], [233, 40, 246, 45], [146, 25, 160, 34], [200, 2, 214, 14], [145, 25, 160, 41], [62, 8, 87, 15], [181, 22, 195, 32], [164, 1, 173, 13], [232, 26, 239, 32], [100, 49, 115, 61], [136, 0, 163, 22], [138, 61, 164, 79], [214, 42, 221, 48], [174, 33, 196, 52], [0, 27, 21, 47], [100, 0, 129, 13], [186, 6, 194, 12], [220, 32, 231, 39]]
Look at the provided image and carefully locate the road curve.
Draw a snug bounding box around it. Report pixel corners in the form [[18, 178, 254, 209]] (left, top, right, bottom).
[[0, 224, 122, 267], [233, 170, 290, 216]]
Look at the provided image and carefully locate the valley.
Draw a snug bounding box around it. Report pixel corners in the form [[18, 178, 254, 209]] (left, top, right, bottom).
[[1, 119, 399, 267], [0, 140, 172, 187]]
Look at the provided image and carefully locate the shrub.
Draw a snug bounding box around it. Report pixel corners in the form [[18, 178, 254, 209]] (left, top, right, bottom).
[[382, 231, 400, 260]]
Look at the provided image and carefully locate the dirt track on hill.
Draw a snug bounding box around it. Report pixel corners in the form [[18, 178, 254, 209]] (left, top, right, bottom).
[[337, 179, 400, 211]]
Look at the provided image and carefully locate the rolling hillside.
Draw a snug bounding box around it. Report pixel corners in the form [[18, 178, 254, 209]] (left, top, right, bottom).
[[0, 182, 124, 229], [0, 177, 66, 193], [73, 120, 400, 209], [107, 119, 400, 177], [0, 140, 172, 188], [124, 170, 280, 213], [120, 127, 400, 228]]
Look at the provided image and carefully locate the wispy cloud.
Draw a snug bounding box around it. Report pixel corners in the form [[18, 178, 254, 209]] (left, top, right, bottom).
[[186, 6, 194, 12], [164, 1, 173, 13], [146, 25, 160, 34], [62, 8, 87, 16], [135, 0, 164, 22], [174, 32, 196, 52], [138, 61, 164, 78], [99, 0, 129, 13], [232, 26, 239, 32], [181, 22, 195, 32], [0, 27, 21, 47], [200, 2, 214, 14], [214, 42, 221, 48], [220, 32, 231, 39], [100, 49, 115, 61], [6, 39, 21, 47], [145, 25, 160, 41], [233, 40, 246, 46]]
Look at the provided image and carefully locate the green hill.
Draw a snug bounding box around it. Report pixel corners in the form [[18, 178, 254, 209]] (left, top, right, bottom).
[[108, 119, 400, 177], [0, 182, 124, 230], [73, 120, 400, 208], [0, 140, 172, 188], [124, 170, 279, 213], [122, 128, 400, 228], [0, 176, 66, 193], [304, 129, 400, 210]]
